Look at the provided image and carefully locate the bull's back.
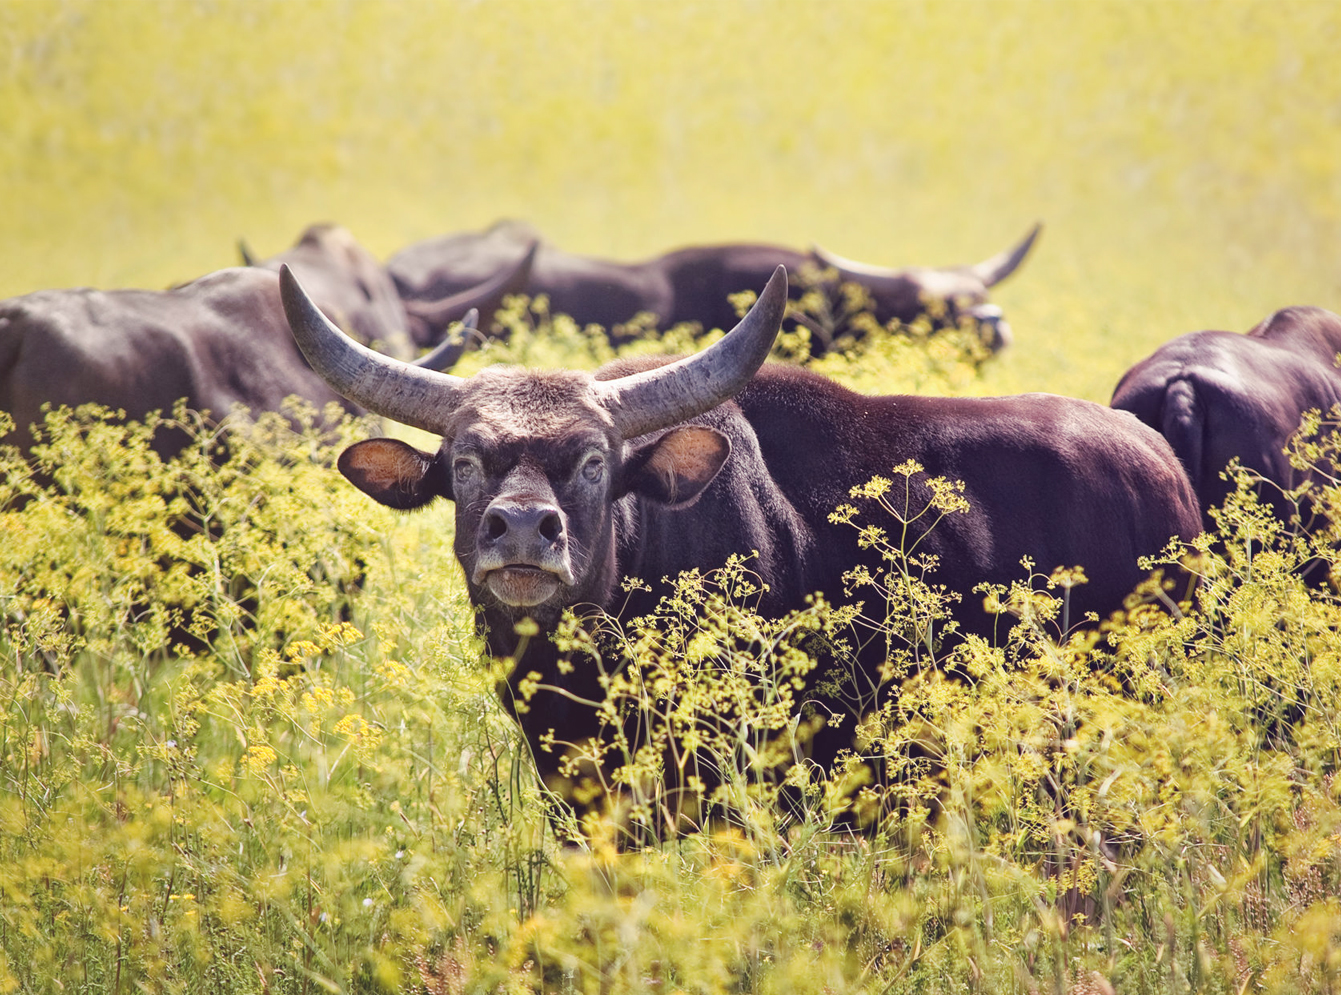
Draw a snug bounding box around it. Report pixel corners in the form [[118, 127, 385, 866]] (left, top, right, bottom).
[[734, 365, 1201, 630]]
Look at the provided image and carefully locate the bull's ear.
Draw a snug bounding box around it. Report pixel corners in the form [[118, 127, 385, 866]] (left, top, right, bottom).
[[621, 426, 730, 509], [337, 438, 447, 510]]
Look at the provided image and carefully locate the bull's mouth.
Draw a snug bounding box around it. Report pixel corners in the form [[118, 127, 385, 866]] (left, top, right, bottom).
[[484, 565, 563, 607]]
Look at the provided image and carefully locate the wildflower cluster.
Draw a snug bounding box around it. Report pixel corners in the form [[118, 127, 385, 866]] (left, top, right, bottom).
[[3, 403, 1341, 994]]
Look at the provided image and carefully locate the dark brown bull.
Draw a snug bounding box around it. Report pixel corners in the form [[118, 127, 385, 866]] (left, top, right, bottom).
[[1111, 305, 1341, 529], [0, 265, 476, 458], [282, 261, 1201, 824], [387, 221, 1041, 354]]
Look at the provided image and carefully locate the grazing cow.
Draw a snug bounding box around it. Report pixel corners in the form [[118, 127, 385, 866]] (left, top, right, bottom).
[[243, 223, 537, 351], [1111, 306, 1341, 528], [0, 267, 477, 458], [282, 262, 1201, 822], [387, 221, 1041, 355]]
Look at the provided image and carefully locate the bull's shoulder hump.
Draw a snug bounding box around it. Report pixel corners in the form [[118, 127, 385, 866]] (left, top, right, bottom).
[[1250, 305, 1341, 361]]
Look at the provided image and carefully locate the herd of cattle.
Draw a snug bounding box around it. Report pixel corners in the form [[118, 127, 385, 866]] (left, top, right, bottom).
[[0, 221, 1042, 456], [4, 218, 1340, 812]]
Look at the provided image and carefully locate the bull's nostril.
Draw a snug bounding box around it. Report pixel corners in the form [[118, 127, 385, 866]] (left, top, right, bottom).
[[484, 512, 508, 542], [539, 511, 563, 543]]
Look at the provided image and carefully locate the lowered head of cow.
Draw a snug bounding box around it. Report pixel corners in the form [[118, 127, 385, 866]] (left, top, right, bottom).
[[810, 222, 1041, 350], [279, 263, 789, 628]]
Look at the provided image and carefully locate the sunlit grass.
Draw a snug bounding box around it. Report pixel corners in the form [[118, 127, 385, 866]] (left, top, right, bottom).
[[2, 368, 1340, 992], [4, 2, 1341, 991]]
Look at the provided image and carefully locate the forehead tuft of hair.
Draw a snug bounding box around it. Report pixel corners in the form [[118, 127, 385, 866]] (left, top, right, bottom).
[[454, 366, 616, 438]]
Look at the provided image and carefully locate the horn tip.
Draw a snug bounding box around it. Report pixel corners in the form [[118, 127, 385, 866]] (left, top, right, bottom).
[[277, 263, 321, 329]]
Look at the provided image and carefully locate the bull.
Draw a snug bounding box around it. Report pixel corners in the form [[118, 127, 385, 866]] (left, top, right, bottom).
[[281, 261, 1200, 826], [0, 265, 479, 458], [1111, 305, 1341, 529], [387, 221, 1041, 355]]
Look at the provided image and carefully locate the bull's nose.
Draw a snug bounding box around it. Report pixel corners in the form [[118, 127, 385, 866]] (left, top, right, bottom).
[[481, 501, 565, 546]]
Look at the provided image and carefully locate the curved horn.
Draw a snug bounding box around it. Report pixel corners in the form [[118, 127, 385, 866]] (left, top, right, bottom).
[[280, 264, 465, 435], [809, 243, 899, 279], [970, 222, 1042, 287], [403, 240, 539, 337], [412, 309, 477, 371], [596, 266, 788, 439], [238, 238, 260, 267]]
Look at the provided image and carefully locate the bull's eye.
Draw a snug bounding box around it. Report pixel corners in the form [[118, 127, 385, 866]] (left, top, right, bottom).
[[581, 455, 605, 483], [453, 459, 476, 484]]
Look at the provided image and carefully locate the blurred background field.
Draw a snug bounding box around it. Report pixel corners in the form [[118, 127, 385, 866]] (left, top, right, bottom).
[[2, 0, 1339, 402], [6, 4, 1341, 993]]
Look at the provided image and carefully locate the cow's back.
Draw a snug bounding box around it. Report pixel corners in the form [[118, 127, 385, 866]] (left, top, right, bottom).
[[0, 269, 350, 455], [734, 365, 1202, 633], [178, 268, 352, 419], [1113, 321, 1341, 519], [599, 357, 1201, 636], [1, 287, 203, 452]]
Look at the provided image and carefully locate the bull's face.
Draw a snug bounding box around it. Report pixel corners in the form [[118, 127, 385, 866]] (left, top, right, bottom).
[[450, 416, 610, 612], [278, 259, 784, 627], [331, 368, 732, 624]]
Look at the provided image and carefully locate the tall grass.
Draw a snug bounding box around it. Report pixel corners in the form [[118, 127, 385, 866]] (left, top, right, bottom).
[[3, 5, 1341, 988], [2, 351, 1340, 991]]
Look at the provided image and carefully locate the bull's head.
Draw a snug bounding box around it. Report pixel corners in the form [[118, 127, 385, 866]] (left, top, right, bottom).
[[810, 222, 1041, 349], [280, 263, 788, 626]]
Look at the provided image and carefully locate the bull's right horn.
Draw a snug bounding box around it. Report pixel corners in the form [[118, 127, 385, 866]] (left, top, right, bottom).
[[281, 264, 465, 435], [969, 222, 1042, 287], [595, 266, 788, 439]]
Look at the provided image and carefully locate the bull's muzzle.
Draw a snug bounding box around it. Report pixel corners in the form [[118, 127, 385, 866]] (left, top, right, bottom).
[[472, 496, 577, 606]]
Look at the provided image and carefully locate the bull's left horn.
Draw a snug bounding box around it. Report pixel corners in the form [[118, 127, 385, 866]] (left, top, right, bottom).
[[810, 244, 898, 279], [596, 265, 787, 439], [280, 264, 465, 434], [970, 222, 1042, 287]]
